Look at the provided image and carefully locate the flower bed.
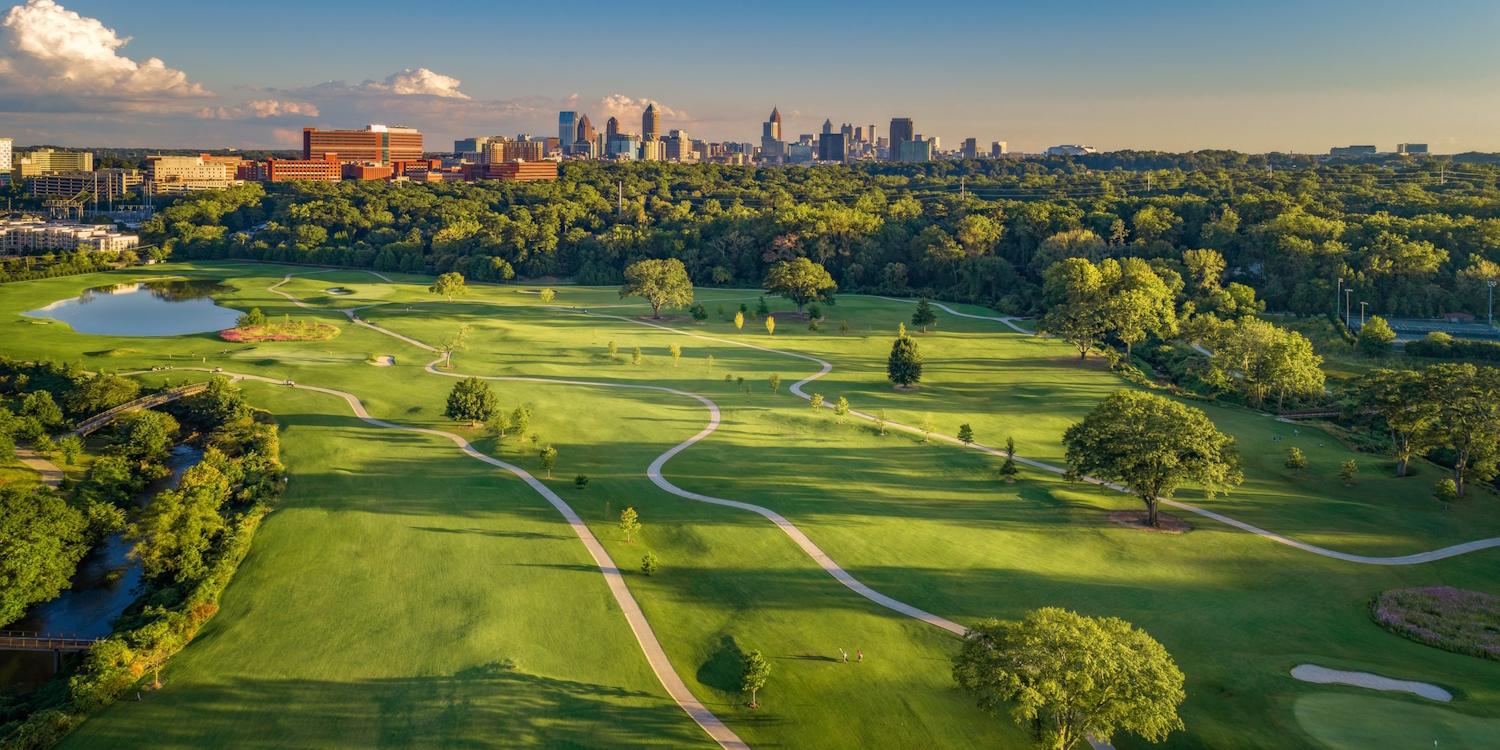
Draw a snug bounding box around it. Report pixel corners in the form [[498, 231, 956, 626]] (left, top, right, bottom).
[[1369, 587, 1500, 661], [220, 322, 340, 342]]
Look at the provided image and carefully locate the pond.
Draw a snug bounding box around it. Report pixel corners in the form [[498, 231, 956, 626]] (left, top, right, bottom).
[[0, 446, 202, 690], [23, 279, 242, 336]]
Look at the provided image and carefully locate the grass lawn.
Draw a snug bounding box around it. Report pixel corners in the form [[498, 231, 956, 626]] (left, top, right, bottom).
[[3, 261, 1499, 750]]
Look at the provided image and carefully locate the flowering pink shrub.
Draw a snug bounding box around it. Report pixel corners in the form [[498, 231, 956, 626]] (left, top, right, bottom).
[[1370, 587, 1500, 661], [220, 322, 340, 342]]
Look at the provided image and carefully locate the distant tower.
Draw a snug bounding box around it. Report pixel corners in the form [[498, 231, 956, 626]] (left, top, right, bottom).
[[822, 119, 833, 135], [576, 114, 595, 144], [606, 117, 620, 142], [764, 107, 782, 141], [642, 103, 661, 141], [559, 111, 577, 147], [889, 118, 914, 161]]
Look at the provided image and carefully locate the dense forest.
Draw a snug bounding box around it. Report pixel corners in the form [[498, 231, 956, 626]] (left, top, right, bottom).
[[136, 154, 1500, 319]]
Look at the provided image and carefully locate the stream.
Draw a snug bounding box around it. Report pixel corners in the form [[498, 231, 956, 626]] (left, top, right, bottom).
[[0, 445, 203, 691]]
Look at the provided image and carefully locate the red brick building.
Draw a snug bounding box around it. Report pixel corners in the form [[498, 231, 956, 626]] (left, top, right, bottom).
[[303, 125, 423, 165], [461, 161, 559, 182]]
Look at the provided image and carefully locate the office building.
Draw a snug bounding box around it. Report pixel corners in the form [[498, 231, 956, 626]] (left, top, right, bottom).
[[1329, 145, 1378, 157], [605, 117, 620, 143], [639, 139, 665, 162], [27, 169, 143, 198], [144, 155, 240, 194], [13, 148, 93, 182], [303, 125, 422, 164], [889, 118, 914, 161], [262, 158, 343, 182], [897, 139, 933, 162], [0, 138, 11, 185], [666, 130, 694, 162], [786, 143, 815, 164], [464, 161, 559, 182], [960, 138, 980, 159], [486, 139, 546, 163], [642, 103, 661, 141], [559, 112, 577, 147], [342, 163, 394, 181], [821, 119, 833, 135], [576, 115, 596, 147], [760, 107, 784, 163], [992, 142, 1009, 157], [607, 137, 641, 161], [1397, 143, 1429, 154], [454, 136, 495, 161], [819, 132, 848, 163]]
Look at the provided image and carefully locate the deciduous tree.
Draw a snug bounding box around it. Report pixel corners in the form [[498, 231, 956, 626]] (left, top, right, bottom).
[[1347, 368, 1435, 477], [1425, 363, 1500, 497], [445, 377, 498, 427], [1064, 390, 1241, 527], [129, 462, 231, 582], [620, 258, 693, 319], [0, 485, 87, 627], [1357, 316, 1396, 357], [430, 272, 467, 301], [619, 507, 640, 542], [742, 649, 772, 708], [834, 397, 850, 424], [764, 257, 837, 312], [669, 343, 682, 366], [539, 445, 557, 479], [953, 608, 1185, 750]]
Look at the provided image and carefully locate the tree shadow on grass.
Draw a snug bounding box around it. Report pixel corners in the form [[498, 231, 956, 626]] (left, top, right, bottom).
[[70, 664, 714, 749]]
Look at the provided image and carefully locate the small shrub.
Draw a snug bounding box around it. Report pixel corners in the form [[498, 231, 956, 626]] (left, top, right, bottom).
[[1339, 459, 1358, 483], [641, 551, 659, 576], [1434, 478, 1459, 505], [574, 474, 590, 489], [1285, 447, 1308, 470]]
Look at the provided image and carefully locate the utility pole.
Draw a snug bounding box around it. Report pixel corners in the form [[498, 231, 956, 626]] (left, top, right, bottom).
[[960, 176, 965, 201], [1344, 288, 1354, 329], [1489, 280, 1497, 327], [1335, 277, 1343, 321], [1147, 172, 1153, 192], [1360, 301, 1368, 327], [1440, 165, 1446, 186], [617, 180, 623, 218]]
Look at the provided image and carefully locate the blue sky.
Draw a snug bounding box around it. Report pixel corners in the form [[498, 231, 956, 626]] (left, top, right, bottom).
[[3, 0, 1498, 153]]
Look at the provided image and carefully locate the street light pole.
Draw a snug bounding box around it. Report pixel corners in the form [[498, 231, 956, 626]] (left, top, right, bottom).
[[1360, 301, 1368, 327], [1344, 288, 1354, 329], [1490, 280, 1497, 327], [1336, 277, 1343, 322]]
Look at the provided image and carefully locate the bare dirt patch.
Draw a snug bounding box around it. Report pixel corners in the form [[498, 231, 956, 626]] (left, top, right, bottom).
[[1109, 510, 1191, 533], [892, 384, 923, 392], [637, 314, 691, 322]]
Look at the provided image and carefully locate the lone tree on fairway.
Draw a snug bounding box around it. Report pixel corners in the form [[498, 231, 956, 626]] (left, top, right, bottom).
[[438, 323, 472, 369], [888, 322, 923, 388], [875, 409, 888, 436], [512, 406, 532, 442], [632, 347, 642, 365], [691, 303, 708, 322], [620, 258, 694, 319], [1000, 437, 1019, 479], [539, 445, 557, 478], [953, 607, 1186, 750], [911, 297, 937, 332], [741, 649, 772, 709], [430, 272, 467, 302], [1063, 390, 1241, 527], [764, 257, 837, 313], [921, 413, 936, 442], [619, 507, 640, 542], [1041, 258, 1108, 359], [1357, 315, 1396, 357], [958, 423, 975, 446], [539, 288, 555, 303], [1285, 447, 1307, 470], [765, 315, 776, 336], [810, 393, 824, 410], [769, 374, 781, 394], [1339, 459, 1358, 484], [669, 343, 682, 366], [641, 551, 659, 576], [445, 377, 497, 427], [834, 396, 850, 424], [734, 311, 744, 330]]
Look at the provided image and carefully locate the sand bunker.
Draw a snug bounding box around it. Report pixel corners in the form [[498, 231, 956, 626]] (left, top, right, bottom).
[[1291, 664, 1451, 701], [370, 356, 394, 367], [325, 287, 353, 295]]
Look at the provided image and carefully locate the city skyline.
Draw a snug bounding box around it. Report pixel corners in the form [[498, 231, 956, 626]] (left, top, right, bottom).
[[2, 0, 1500, 153]]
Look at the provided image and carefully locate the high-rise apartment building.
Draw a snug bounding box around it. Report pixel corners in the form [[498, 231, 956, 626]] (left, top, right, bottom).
[[888, 118, 914, 161], [897, 139, 933, 162], [303, 125, 422, 165], [643, 103, 661, 141], [0, 138, 11, 178]]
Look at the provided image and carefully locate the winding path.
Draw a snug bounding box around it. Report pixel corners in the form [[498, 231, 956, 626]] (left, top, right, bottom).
[[13, 446, 63, 488]]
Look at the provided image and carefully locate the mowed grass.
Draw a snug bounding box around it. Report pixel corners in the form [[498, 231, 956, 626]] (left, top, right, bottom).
[[60, 383, 713, 750], [3, 262, 1500, 749]]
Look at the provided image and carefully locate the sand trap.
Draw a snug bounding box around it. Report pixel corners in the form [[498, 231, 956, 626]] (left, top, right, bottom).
[[325, 287, 353, 295], [1291, 664, 1451, 702], [370, 356, 394, 367]]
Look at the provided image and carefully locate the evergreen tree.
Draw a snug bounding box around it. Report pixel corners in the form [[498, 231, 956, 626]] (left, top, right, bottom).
[[888, 322, 924, 387], [958, 423, 975, 446], [911, 297, 937, 332]]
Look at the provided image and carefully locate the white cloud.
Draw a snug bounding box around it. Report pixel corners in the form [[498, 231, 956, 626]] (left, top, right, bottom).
[[0, 0, 209, 106], [596, 95, 689, 126], [307, 68, 471, 100], [197, 99, 319, 120]]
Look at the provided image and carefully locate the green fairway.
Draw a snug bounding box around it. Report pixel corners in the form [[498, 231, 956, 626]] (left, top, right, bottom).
[[4, 261, 1500, 749]]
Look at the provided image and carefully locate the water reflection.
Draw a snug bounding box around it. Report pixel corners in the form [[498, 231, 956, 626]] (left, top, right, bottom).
[[24, 280, 242, 336]]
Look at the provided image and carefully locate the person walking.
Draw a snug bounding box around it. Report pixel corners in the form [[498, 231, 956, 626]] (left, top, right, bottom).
[[840, 648, 848, 664], [857, 649, 863, 663]]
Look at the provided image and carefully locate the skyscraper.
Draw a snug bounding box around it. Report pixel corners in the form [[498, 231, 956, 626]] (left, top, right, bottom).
[[605, 117, 620, 143], [559, 112, 577, 146], [764, 107, 782, 141], [889, 118, 914, 161], [642, 103, 661, 141], [761, 107, 784, 163], [822, 119, 833, 135], [961, 138, 979, 159], [576, 115, 595, 145]]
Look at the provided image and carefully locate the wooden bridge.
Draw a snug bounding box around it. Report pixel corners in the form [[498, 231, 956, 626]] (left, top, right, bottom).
[[0, 631, 101, 672], [73, 382, 209, 436]]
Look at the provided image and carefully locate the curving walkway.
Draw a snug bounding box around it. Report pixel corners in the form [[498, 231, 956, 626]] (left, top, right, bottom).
[[14, 446, 64, 488], [870, 295, 1032, 333]]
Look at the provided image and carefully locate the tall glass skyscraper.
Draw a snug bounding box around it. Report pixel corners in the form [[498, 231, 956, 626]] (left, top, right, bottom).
[[559, 112, 577, 147]]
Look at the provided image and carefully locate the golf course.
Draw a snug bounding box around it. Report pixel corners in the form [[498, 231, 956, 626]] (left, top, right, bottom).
[[4, 262, 1499, 749]]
